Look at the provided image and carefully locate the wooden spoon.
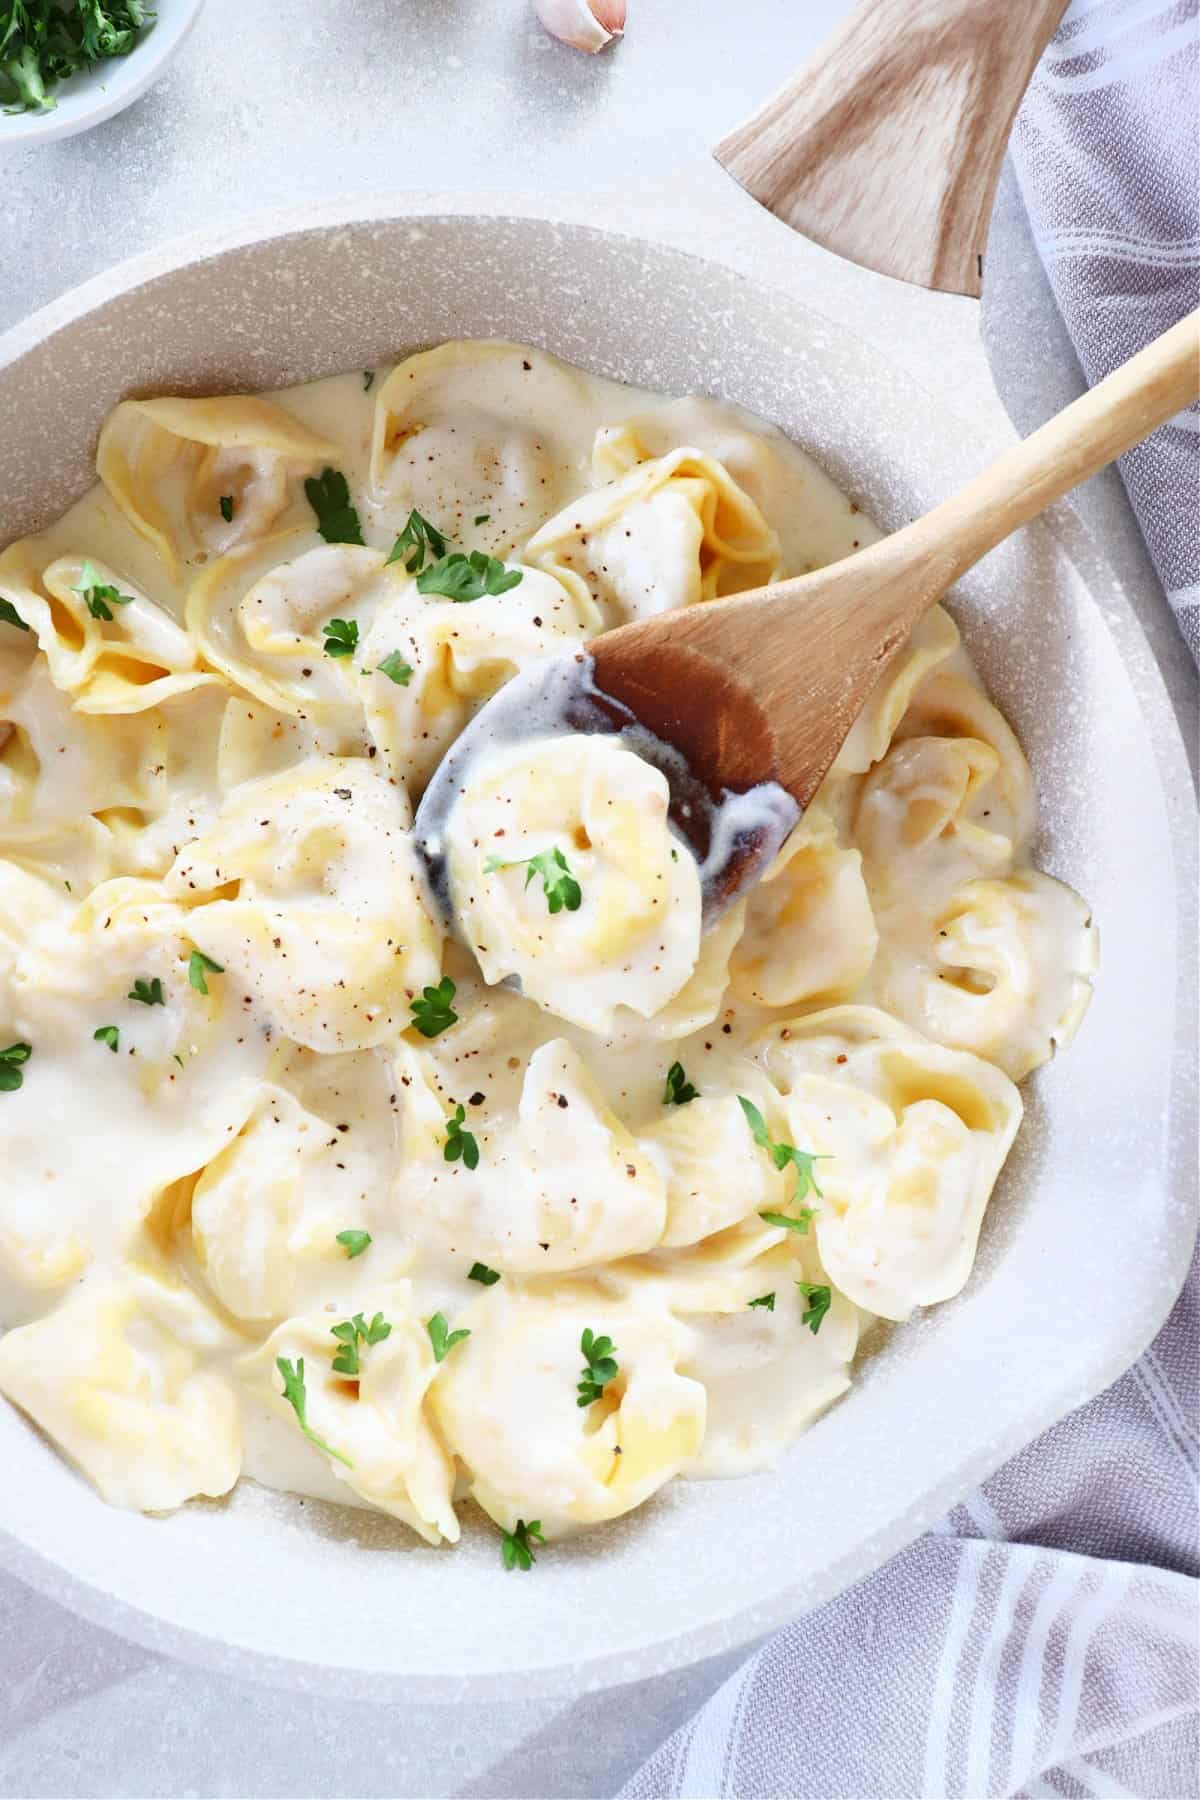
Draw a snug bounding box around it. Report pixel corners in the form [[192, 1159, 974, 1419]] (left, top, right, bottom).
[[415, 312, 1198, 918]]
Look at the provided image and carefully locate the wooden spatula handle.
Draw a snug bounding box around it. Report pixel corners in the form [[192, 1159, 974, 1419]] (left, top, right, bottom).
[[714, 0, 1070, 295]]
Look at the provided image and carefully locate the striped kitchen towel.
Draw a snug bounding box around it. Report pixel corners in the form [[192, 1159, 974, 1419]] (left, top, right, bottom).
[[621, 14, 1199, 1791], [1010, 0, 1200, 660]]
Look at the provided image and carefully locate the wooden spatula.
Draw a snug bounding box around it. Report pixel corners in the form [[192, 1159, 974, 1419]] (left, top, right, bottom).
[[415, 313, 1198, 920]]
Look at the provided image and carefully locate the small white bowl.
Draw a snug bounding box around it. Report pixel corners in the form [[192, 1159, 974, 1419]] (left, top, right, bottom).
[[0, 0, 205, 147]]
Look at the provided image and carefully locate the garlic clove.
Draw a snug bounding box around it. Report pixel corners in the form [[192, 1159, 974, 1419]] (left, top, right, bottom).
[[534, 0, 626, 54]]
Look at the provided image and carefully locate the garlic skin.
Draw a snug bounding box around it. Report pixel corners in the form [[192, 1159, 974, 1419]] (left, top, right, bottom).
[[535, 0, 626, 54]]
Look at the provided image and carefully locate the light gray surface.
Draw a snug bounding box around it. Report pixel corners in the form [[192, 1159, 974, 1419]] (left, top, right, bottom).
[[0, 3, 1194, 1797]]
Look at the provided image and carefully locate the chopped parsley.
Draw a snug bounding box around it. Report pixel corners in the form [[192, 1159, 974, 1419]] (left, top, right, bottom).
[[468, 1262, 501, 1286], [417, 550, 522, 602], [483, 846, 581, 915], [321, 617, 358, 659], [0, 1041, 31, 1092], [501, 1518, 545, 1572], [443, 1104, 479, 1170], [375, 650, 414, 686], [386, 509, 447, 574], [336, 1228, 372, 1259], [410, 976, 457, 1038], [276, 1356, 353, 1467], [0, 3, 155, 116], [738, 1096, 827, 1198], [330, 1311, 392, 1377], [218, 495, 234, 523], [0, 599, 29, 632], [72, 561, 134, 622], [748, 1292, 776, 1311], [187, 950, 224, 995], [663, 1061, 698, 1106], [759, 1209, 814, 1236], [797, 1281, 832, 1335], [577, 1328, 618, 1408], [305, 467, 364, 545], [473, 513, 490, 525], [362, 370, 375, 392], [128, 976, 165, 1007], [93, 1024, 119, 1053], [426, 1311, 470, 1363]]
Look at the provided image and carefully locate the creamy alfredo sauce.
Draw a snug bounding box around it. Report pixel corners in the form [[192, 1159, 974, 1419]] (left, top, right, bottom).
[[0, 342, 1097, 1541]]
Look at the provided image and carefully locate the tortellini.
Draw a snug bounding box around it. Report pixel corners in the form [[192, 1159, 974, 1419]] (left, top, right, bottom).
[[431, 1282, 706, 1537], [0, 345, 1094, 1556], [97, 394, 336, 578], [444, 732, 703, 1034]]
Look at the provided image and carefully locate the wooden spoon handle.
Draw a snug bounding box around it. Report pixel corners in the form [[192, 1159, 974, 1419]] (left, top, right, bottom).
[[890, 308, 1199, 590], [714, 0, 1069, 296]]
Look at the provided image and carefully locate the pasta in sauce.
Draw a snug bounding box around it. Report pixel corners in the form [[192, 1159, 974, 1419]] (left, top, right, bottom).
[[0, 342, 1096, 1550]]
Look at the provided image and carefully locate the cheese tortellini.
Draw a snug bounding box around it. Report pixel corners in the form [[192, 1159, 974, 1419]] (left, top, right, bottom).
[[0, 343, 1094, 1565]]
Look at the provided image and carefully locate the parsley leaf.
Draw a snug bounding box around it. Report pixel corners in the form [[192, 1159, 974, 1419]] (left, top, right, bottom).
[[187, 950, 224, 995], [501, 1517, 545, 1572], [386, 509, 447, 574], [93, 1024, 119, 1053], [305, 467, 364, 545], [276, 1356, 354, 1467], [72, 560, 135, 622], [0, 599, 29, 632], [375, 650, 414, 685], [468, 1262, 501, 1286], [443, 1103, 479, 1170], [738, 1096, 827, 1198], [0, 3, 155, 116], [322, 617, 359, 659], [427, 1311, 470, 1363], [410, 976, 457, 1039], [748, 1292, 776, 1311], [416, 550, 522, 602], [336, 1228, 372, 1259], [759, 1209, 815, 1236], [0, 1041, 32, 1092], [219, 495, 234, 523], [128, 977, 165, 1007], [577, 1327, 619, 1408], [663, 1061, 698, 1106], [473, 513, 490, 525], [362, 370, 375, 392], [483, 846, 581, 915], [330, 1311, 392, 1377], [796, 1281, 832, 1335]]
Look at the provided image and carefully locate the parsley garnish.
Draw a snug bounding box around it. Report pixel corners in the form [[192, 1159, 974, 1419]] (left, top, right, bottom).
[[94, 1025, 119, 1053], [410, 976, 457, 1038], [128, 977, 165, 1007], [330, 1311, 392, 1377], [427, 1312, 470, 1363], [0, 599, 29, 632], [483, 846, 581, 914], [738, 1096, 827, 1198], [759, 1209, 814, 1235], [0, 3, 155, 116], [797, 1282, 832, 1335], [577, 1328, 618, 1408], [375, 650, 414, 685], [72, 561, 134, 622], [386, 509, 447, 574], [362, 370, 375, 392], [443, 1104, 479, 1170], [501, 1518, 545, 1572], [473, 513, 490, 525], [305, 467, 364, 546], [322, 617, 358, 659], [336, 1228, 372, 1259], [187, 950, 224, 995], [219, 495, 234, 523], [663, 1061, 698, 1106], [0, 1041, 31, 1092], [748, 1292, 776, 1311], [417, 550, 522, 602], [276, 1356, 353, 1467], [468, 1262, 501, 1286]]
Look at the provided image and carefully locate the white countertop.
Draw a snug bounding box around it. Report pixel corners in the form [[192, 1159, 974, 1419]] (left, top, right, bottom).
[[0, 3, 1194, 1795]]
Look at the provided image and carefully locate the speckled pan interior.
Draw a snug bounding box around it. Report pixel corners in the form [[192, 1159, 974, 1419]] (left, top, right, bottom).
[[0, 199, 1194, 1702]]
